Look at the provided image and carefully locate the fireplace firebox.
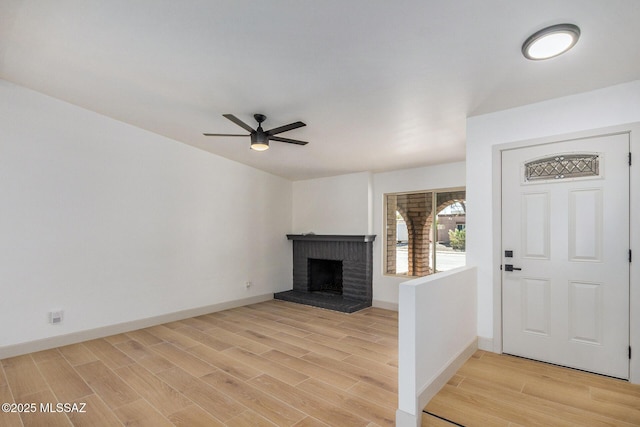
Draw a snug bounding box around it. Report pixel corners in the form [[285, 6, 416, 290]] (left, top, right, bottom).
[[274, 234, 376, 313], [308, 258, 343, 295]]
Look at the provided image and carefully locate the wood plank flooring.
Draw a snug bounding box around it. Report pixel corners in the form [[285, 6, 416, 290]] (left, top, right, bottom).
[[423, 350, 640, 427], [3, 300, 640, 426], [0, 300, 398, 427]]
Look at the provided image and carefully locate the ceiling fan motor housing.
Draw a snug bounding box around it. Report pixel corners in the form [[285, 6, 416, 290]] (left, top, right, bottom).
[[251, 130, 268, 145]]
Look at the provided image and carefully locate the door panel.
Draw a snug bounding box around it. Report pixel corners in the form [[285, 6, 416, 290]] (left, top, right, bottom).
[[522, 192, 550, 259], [521, 278, 550, 335], [502, 133, 629, 379], [568, 281, 602, 345], [568, 189, 603, 261]]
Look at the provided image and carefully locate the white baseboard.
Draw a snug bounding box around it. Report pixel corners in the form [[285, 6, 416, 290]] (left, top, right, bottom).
[[417, 336, 478, 411], [477, 335, 494, 352], [0, 293, 273, 360], [372, 299, 398, 311]]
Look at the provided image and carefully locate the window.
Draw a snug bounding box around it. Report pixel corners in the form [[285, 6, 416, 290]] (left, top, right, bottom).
[[385, 188, 465, 277], [524, 153, 600, 182]]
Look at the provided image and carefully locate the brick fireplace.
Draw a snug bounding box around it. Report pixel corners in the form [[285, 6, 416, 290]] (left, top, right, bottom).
[[274, 234, 376, 313]]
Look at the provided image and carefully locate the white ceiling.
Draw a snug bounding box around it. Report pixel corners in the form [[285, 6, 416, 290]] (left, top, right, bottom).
[[1, 1, 639, 180]]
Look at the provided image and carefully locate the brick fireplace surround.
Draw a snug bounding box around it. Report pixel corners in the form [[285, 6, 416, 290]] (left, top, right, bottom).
[[274, 234, 376, 313]]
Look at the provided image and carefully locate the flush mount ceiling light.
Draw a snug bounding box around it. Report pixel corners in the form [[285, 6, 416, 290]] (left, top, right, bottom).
[[522, 23, 580, 60]]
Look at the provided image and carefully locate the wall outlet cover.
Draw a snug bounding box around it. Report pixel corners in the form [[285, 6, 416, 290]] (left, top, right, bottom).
[[49, 310, 63, 325]]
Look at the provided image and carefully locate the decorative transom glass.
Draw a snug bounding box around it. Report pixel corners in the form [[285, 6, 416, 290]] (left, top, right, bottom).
[[525, 154, 600, 181]]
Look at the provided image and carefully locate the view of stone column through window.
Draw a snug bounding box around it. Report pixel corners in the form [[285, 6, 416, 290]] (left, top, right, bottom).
[[385, 189, 466, 276]]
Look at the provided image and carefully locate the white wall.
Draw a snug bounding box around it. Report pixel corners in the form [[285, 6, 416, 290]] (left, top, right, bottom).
[[372, 163, 466, 306], [292, 171, 372, 235], [467, 80, 640, 354], [0, 80, 292, 349], [396, 266, 477, 427]]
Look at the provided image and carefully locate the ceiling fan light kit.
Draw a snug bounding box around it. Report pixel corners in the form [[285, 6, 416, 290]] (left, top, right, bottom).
[[204, 113, 307, 151], [250, 132, 269, 151]]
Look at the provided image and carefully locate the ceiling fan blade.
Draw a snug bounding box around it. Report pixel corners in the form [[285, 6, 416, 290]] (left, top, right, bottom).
[[223, 114, 255, 133], [270, 136, 308, 145], [203, 133, 247, 137], [266, 121, 306, 136]]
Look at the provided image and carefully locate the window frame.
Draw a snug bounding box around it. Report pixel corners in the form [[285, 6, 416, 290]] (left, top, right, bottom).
[[383, 186, 466, 278]]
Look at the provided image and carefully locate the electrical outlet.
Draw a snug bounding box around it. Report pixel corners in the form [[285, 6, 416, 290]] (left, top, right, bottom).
[[49, 310, 63, 325], [245, 281, 252, 289]]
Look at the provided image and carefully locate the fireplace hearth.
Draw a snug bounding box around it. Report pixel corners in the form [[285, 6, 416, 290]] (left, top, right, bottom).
[[274, 234, 376, 313]]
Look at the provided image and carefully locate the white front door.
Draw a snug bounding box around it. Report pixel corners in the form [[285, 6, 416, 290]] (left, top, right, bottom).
[[502, 133, 630, 379]]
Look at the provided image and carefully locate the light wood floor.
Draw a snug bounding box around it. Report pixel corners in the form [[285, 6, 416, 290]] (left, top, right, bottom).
[[0, 300, 398, 427], [423, 350, 640, 427], [3, 301, 640, 427]]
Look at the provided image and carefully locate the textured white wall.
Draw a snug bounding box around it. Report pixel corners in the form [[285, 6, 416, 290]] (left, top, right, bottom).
[[292, 172, 372, 235], [0, 80, 292, 348]]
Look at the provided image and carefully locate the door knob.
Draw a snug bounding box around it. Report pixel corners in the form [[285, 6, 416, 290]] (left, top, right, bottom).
[[504, 264, 522, 272]]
